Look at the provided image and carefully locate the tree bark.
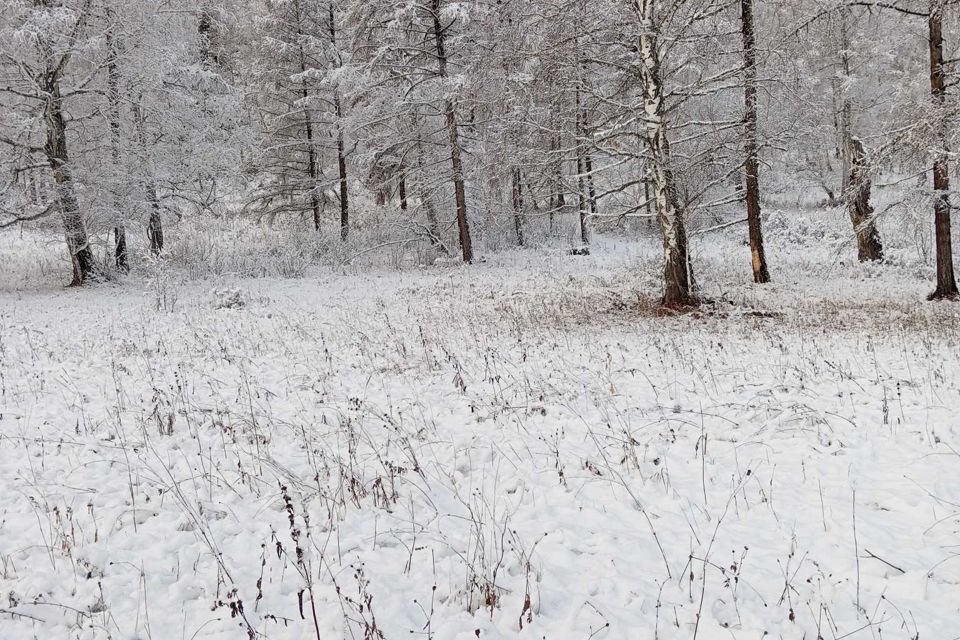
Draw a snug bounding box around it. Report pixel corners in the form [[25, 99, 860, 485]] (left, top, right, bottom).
[[585, 152, 598, 217], [288, 0, 322, 231], [837, 7, 853, 194], [416, 128, 445, 252], [336, 113, 348, 240], [845, 137, 883, 262], [133, 101, 163, 254], [635, 0, 695, 307], [431, 0, 473, 263], [741, 0, 770, 283], [399, 173, 408, 211], [576, 90, 590, 246], [927, 1, 957, 299], [39, 55, 97, 284], [644, 168, 653, 228], [577, 154, 589, 247], [106, 13, 129, 272], [512, 167, 525, 246], [329, 3, 349, 241], [549, 131, 564, 233], [146, 183, 164, 255]]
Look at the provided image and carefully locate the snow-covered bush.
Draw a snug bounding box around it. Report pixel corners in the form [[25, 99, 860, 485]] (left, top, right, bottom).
[[211, 286, 245, 309], [142, 250, 178, 311]]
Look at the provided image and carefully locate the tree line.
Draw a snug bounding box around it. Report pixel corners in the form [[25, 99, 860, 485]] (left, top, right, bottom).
[[0, 0, 958, 303]]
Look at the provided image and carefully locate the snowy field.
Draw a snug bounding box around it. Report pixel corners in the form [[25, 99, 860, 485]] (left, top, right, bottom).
[[1, 223, 960, 640]]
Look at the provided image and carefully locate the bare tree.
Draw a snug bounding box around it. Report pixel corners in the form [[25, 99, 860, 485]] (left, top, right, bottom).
[[0, 0, 102, 284], [633, 0, 696, 306], [927, 0, 957, 299], [106, 5, 129, 272], [328, 1, 350, 241], [741, 0, 771, 282], [430, 0, 473, 263]]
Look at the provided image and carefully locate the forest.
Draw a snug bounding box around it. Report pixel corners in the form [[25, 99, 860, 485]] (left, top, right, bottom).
[[0, 1, 959, 639]]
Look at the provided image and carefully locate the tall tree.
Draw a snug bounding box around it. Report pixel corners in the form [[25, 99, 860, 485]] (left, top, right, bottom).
[[327, 2, 350, 241], [836, 6, 882, 262], [633, 0, 696, 306], [740, 0, 770, 283], [430, 0, 473, 263], [927, 0, 957, 299], [0, 0, 101, 284], [106, 5, 129, 271]]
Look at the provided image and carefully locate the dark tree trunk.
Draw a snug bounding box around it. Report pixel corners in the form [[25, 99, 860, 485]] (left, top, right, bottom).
[[432, 0, 473, 263], [335, 95, 348, 240], [927, 2, 958, 299], [585, 152, 598, 217], [846, 138, 883, 262], [824, 187, 838, 208], [290, 1, 322, 231], [107, 15, 129, 272], [329, 3, 349, 241], [146, 183, 164, 254], [115, 228, 129, 268], [576, 91, 590, 246], [305, 110, 321, 231], [550, 131, 564, 233], [32, 4, 98, 285], [511, 167, 525, 246], [741, 0, 770, 283], [399, 173, 408, 211], [43, 77, 97, 285], [576, 152, 589, 246]]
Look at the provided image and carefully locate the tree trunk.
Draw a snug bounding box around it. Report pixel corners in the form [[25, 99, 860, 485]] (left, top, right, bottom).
[[290, 0, 322, 231], [432, 0, 473, 263], [399, 173, 408, 211], [146, 183, 164, 254], [636, 0, 695, 307], [585, 152, 598, 217], [42, 75, 97, 284], [927, 1, 957, 299], [846, 137, 883, 262], [741, 0, 770, 283], [833, 5, 885, 263], [549, 132, 564, 233], [837, 7, 853, 193], [32, 3, 98, 285], [304, 104, 321, 231], [577, 154, 589, 247], [335, 94, 348, 240], [107, 14, 129, 273], [416, 130, 445, 253], [329, 3, 349, 241], [133, 101, 163, 255], [512, 167, 525, 246], [644, 169, 653, 229], [576, 91, 590, 246]]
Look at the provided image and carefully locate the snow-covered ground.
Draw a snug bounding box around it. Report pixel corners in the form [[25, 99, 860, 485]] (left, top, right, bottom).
[[1, 223, 959, 639]]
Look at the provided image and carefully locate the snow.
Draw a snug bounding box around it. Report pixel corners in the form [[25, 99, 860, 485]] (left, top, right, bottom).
[[1, 227, 959, 639]]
